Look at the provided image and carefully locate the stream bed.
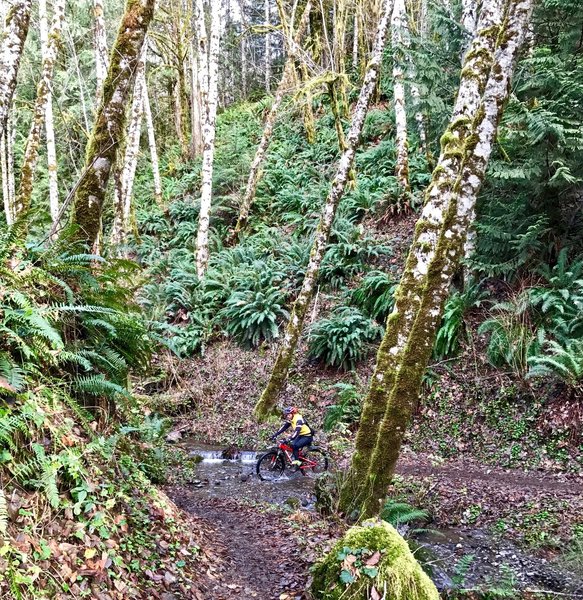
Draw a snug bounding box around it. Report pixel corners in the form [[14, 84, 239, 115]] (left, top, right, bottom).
[[181, 443, 582, 596]]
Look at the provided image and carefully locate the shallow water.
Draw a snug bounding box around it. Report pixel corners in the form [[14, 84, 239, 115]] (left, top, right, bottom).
[[179, 442, 582, 595]]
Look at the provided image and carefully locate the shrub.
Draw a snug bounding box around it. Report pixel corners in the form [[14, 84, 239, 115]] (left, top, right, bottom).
[[308, 307, 383, 371], [219, 288, 289, 348], [351, 270, 397, 323], [323, 383, 362, 431]]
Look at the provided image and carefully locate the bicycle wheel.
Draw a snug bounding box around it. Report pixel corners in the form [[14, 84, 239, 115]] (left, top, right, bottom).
[[300, 447, 328, 477], [256, 450, 286, 481]]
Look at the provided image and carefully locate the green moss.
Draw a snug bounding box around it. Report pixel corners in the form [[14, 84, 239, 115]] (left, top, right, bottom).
[[311, 520, 439, 600]]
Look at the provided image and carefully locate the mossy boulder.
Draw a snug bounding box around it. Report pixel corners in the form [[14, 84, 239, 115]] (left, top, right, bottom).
[[311, 519, 440, 600]]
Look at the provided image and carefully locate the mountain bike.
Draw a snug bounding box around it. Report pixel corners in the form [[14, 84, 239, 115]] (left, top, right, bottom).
[[256, 440, 329, 481]]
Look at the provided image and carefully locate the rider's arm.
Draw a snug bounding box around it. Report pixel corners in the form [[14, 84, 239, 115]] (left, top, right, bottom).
[[272, 422, 291, 438], [289, 418, 304, 440]]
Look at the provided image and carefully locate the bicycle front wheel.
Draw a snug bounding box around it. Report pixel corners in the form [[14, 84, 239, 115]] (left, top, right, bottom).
[[256, 450, 286, 481], [301, 447, 329, 477]]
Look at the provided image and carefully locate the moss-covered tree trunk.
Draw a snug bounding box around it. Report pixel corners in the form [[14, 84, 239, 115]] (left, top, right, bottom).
[[70, 0, 155, 250], [338, 0, 535, 518], [14, 0, 65, 219], [254, 0, 394, 422], [232, 0, 313, 239], [0, 0, 32, 140], [195, 0, 222, 277]]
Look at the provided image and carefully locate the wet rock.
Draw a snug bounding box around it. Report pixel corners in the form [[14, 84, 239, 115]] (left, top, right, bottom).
[[240, 473, 250, 482], [166, 430, 182, 443]]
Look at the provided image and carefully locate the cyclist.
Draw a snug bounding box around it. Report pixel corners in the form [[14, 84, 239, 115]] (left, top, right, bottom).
[[271, 406, 314, 467]]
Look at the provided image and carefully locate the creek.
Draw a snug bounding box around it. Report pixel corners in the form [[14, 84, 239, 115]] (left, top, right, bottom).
[[180, 443, 582, 597]]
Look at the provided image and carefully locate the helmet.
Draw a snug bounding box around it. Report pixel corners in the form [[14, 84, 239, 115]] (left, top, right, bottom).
[[283, 406, 297, 417]]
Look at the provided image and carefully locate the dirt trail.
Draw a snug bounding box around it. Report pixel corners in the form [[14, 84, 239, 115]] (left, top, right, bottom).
[[169, 490, 318, 600]]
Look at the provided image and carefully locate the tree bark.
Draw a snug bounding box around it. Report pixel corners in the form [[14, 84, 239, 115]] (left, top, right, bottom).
[[461, 0, 478, 59], [111, 46, 146, 249], [70, 0, 155, 250], [41, 0, 60, 225], [195, 0, 222, 278], [143, 78, 163, 206], [232, 0, 313, 239], [391, 0, 410, 199], [1, 127, 11, 225], [254, 0, 394, 421], [0, 0, 32, 140], [338, 0, 534, 518], [93, 0, 109, 104], [14, 0, 65, 219], [265, 0, 271, 93], [190, 39, 203, 156]]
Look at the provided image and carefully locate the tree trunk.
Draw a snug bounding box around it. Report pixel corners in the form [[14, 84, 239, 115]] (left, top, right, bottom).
[[232, 0, 312, 239], [264, 0, 271, 93], [41, 0, 60, 224], [0, 0, 32, 140], [70, 0, 155, 250], [14, 0, 65, 219], [352, 8, 358, 71], [111, 46, 146, 249], [1, 128, 11, 225], [391, 0, 410, 200], [461, 0, 478, 59], [65, 25, 91, 133], [195, 0, 222, 278], [338, 0, 534, 518], [143, 79, 163, 206], [190, 39, 203, 156], [93, 0, 109, 104], [254, 0, 394, 421], [240, 0, 248, 99]]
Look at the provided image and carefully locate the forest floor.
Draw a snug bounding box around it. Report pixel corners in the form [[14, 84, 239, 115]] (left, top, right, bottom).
[[160, 445, 583, 599]]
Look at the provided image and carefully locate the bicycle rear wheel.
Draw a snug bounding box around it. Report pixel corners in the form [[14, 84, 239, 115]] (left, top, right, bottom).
[[256, 450, 286, 481], [300, 447, 328, 477]]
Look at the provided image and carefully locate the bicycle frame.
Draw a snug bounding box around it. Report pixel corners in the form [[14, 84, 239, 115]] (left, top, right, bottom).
[[276, 442, 318, 470]]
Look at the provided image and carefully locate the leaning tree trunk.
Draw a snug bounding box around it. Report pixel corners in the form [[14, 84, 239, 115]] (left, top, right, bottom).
[[254, 0, 394, 421], [143, 80, 163, 206], [0, 0, 32, 140], [93, 0, 109, 104], [232, 0, 312, 239], [338, 0, 534, 518], [195, 0, 223, 277], [391, 0, 410, 201], [14, 0, 65, 219], [111, 46, 146, 249], [70, 0, 155, 250]]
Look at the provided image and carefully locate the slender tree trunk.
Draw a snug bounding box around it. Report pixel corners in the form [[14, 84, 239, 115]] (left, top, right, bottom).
[[254, 0, 393, 421], [1, 128, 11, 225], [93, 0, 109, 104], [265, 0, 271, 93], [0, 0, 32, 139], [143, 81, 163, 206], [338, 0, 534, 518], [190, 40, 203, 156], [40, 0, 60, 224], [391, 0, 410, 200], [332, 0, 349, 116], [65, 24, 91, 133], [14, 0, 65, 219], [70, 0, 155, 250], [232, 0, 312, 238], [111, 47, 146, 248], [195, 0, 222, 277], [240, 0, 248, 99], [352, 8, 359, 70]]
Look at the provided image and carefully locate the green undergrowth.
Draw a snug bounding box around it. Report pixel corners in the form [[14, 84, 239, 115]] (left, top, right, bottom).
[[0, 224, 205, 598]]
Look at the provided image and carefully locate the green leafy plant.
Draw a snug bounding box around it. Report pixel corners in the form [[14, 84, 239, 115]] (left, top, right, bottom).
[[308, 307, 383, 370], [350, 270, 397, 323], [323, 383, 362, 431]]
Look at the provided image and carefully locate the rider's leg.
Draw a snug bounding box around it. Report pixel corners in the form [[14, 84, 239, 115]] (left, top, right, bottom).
[[292, 436, 312, 460]]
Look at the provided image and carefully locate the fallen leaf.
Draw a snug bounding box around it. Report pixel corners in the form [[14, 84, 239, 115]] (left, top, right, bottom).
[[366, 551, 381, 566]]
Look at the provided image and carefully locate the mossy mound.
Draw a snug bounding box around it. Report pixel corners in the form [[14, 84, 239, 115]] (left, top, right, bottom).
[[311, 519, 440, 600]]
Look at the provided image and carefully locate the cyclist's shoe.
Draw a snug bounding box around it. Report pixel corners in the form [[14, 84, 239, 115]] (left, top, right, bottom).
[[291, 459, 302, 471]]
